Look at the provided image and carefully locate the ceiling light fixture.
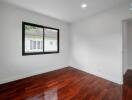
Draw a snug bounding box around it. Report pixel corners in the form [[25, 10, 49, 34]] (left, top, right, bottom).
[[81, 4, 87, 8]]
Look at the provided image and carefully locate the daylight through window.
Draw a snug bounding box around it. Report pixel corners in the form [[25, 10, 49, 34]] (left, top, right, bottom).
[[22, 22, 59, 55]]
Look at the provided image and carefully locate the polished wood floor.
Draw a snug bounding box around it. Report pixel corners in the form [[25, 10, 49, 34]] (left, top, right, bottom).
[[0, 67, 123, 100], [123, 70, 132, 100]]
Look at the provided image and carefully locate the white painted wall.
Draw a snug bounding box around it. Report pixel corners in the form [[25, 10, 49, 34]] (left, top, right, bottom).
[[127, 20, 132, 70], [1, 1, 132, 85], [69, 2, 132, 84], [122, 20, 128, 74], [0, 2, 70, 84]]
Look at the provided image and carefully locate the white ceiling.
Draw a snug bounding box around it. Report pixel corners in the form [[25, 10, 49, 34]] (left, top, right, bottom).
[[0, 0, 129, 23]]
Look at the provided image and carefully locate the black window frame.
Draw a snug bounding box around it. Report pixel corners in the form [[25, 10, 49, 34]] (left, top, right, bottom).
[[22, 22, 59, 56]]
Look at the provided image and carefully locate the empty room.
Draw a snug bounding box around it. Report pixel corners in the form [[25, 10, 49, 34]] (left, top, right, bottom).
[[0, 0, 132, 100]]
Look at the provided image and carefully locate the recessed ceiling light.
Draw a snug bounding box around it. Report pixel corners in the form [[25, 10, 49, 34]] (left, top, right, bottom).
[[81, 4, 87, 8]]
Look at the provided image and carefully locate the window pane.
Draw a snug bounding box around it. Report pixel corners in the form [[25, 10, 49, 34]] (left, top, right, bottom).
[[33, 41, 36, 49], [41, 40, 43, 49], [37, 41, 40, 49], [30, 40, 32, 50], [44, 28, 58, 52], [25, 25, 43, 53]]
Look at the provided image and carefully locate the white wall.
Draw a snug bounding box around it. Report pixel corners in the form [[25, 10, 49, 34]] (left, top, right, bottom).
[[122, 20, 128, 74], [127, 20, 132, 70], [69, 2, 132, 84], [1, 1, 132, 85], [0, 2, 70, 84]]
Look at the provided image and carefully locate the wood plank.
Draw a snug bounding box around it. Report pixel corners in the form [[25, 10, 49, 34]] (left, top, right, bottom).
[[0, 67, 123, 100]]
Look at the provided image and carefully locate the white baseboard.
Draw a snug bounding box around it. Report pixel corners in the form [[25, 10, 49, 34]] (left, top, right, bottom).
[[0, 66, 66, 84], [0, 66, 124, 85], [70, 66, 123, 85]]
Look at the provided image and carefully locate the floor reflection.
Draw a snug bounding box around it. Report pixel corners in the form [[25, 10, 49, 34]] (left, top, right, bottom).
[[27, 88, 58, 100], [44, 88, 58, 100]]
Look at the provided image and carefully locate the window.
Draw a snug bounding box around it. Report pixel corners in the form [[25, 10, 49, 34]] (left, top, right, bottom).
[[37, 41, 41, 49], [22, 22, 59, 55], [30, 40, 33, 50], [44, 28, 58, 52]]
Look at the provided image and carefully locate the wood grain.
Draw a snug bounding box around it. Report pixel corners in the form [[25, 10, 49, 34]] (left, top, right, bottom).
[[0, 67, 123, 100]]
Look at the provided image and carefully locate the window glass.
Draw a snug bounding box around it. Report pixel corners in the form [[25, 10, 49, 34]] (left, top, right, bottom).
[[25, 25, 43, 53], [44, 29, 58, 52], [22, 22, 59, 55]]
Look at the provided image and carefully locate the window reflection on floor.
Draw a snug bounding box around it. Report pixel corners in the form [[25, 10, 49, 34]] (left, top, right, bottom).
[[27, 88, 58, 100], [44, 88, 58, 100]]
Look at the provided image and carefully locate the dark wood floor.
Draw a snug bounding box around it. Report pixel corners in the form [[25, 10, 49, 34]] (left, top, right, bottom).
[[0, 67, 127, 100], [123, 70, 132, 100]]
